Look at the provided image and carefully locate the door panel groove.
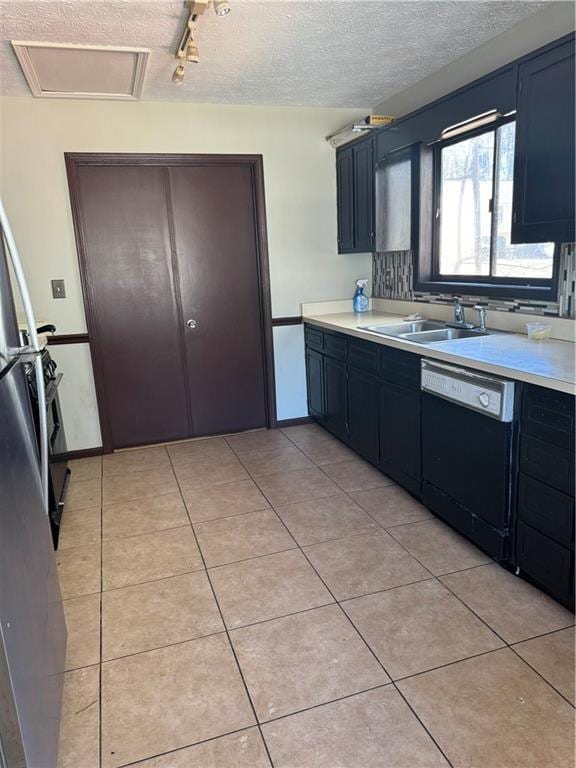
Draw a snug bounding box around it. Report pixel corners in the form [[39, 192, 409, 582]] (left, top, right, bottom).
[[164, 166, 195, 438]]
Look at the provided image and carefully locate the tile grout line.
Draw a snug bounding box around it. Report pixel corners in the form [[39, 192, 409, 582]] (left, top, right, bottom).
[[379, 512, 576, 707], [298, 430, 576, 711], [71, 433, 573, 766], [231, 436, 456, 768], [113, 724, 263, 768], [166, 448, 277, 768]]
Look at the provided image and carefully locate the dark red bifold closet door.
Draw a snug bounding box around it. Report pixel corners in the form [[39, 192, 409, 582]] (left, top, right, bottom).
[[67, 155, 273, 451], [169, 164, 267, 436], [73, 165, 190, 448]]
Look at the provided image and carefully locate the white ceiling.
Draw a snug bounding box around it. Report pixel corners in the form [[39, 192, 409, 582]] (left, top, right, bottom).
[[0, 0, 549, 107]]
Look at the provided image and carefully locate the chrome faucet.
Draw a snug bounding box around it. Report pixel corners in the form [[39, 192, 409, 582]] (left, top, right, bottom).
[[453, 297, 465, 325], [446, 297, 475, 329], [474, 304, 488, 331]]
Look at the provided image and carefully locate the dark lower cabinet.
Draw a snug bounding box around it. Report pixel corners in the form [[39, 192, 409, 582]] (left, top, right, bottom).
[[305, 348, 324, 421], [515, 383, 575, 611], [324, 356, 347, 441], [304, 325, 575, 611], [348, 367, 379, 464], [379, 381, 421, 496], [517, 522, 573, 609]]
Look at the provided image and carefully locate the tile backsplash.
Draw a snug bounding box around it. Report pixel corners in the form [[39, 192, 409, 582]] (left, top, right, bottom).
[[372, 244, 575, 318], [372, 250, 413, 300]]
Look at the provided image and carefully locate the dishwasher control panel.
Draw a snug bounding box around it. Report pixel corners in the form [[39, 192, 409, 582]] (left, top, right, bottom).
[[421, 360, 515, 422]]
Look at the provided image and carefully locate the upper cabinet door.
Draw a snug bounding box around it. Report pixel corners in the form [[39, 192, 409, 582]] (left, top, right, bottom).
[[336, 146, 354, 252], [353, 138, 374, 252], [375, 145, 417, 252], [512, 39, 575, 244]]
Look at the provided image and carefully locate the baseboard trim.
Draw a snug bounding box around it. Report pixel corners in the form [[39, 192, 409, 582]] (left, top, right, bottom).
[[276, 416, 312, 427], [272, 316, 302, 327], [60, 447, 104, 460], [47, 333, 90, 346]]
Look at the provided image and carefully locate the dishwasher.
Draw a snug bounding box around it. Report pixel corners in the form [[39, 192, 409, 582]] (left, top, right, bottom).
[[421, 359, 517, 562]]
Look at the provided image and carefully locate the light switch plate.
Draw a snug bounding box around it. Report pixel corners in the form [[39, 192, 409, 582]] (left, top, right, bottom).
[[51, 279, 66, 298]]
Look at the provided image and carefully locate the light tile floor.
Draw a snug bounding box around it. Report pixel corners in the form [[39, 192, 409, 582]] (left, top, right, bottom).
[[57, 425, 575, 768]]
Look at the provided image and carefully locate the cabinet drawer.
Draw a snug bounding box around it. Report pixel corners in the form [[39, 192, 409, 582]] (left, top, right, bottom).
[[522, 384, 575, 450], [517, 521, 573, 606], [304, 325, 324, 352], [379, 346, 421, 390], [518, 474, 575, 550], [520, 434, 575, 496], [324, 331, 347, 361], [348, 338, 379, 373]]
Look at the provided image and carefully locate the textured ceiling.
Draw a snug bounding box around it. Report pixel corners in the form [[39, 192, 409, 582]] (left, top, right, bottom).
[[0, 0, 548, 106]]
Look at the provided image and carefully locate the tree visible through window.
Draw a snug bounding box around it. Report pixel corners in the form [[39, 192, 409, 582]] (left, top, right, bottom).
[[437, 121, 555, 280]]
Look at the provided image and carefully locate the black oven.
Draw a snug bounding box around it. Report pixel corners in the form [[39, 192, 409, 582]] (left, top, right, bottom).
[[25, 348, 70, 547]]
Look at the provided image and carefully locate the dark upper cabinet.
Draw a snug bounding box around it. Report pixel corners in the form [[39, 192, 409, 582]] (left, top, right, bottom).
[[512, 38, 575, 244], [336, 137, 374, 253], [336, 146, 354, 252], [323, 356, 347, 441], [375, 144, 418, 252], [305, 348, 324, 422], [348, 367, 379, 464], [353, 138, 374, 252]]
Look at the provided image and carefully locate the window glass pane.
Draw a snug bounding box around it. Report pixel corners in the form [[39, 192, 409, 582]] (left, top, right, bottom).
[[493, 122, 555, 278], [438, 131, 494, 276]]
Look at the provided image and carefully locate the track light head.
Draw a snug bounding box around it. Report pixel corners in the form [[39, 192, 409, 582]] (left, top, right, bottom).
[[172, 63, 185, 85], [186, 39, 199, 63], [213, 0, 231, 16]]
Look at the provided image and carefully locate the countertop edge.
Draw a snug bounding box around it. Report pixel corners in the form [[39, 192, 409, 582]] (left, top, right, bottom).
[[303, 314, 576, 396]]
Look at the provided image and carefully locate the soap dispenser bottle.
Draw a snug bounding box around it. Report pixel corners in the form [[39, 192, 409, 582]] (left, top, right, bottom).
[[353, 279, 369, 313]]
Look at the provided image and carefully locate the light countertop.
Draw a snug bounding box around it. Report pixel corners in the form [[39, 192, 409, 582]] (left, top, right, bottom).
[[303, 311, 576, 395]]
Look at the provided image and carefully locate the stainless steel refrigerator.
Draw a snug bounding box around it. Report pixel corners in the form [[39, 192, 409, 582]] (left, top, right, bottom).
[[0, 201, 67, 768]]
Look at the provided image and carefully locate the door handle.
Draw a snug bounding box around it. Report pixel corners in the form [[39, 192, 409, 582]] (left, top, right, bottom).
[[186, 319, 198, 329]]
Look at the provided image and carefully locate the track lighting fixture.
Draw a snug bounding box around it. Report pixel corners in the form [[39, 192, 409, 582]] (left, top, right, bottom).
[[213, 0, 231, 16], [172, 63, 185, 85], [171, 0, 230, 84]]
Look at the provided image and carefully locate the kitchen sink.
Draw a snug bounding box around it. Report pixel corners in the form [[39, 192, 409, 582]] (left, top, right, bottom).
[[359, 321, 491, 344], [360, 320, 446, 337], [402, 328, 490, 343]]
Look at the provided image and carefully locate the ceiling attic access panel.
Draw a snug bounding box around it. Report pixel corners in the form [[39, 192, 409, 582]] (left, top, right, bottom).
[[11, 42, 150, 99]]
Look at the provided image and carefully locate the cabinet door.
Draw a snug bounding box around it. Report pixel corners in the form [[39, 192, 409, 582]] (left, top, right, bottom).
[[324, 357, 347, 441], [375, 145, 416, 252], [353, 138, 374, 252], [512, 39, 575, 244], [348, 368, 379, 464], [379, 381, 421, 495], [305, 348, 324, 421], [336, 147, 354, 252]]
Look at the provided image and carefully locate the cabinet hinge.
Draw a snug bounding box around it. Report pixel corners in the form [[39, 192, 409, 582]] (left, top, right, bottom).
[[512, 211, 517, 224]]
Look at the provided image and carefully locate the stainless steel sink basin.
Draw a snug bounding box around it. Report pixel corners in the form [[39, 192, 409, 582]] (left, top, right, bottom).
[[360, 320, 446, 337], [401, 328, 490, 343], [359, 321, 491, 344]]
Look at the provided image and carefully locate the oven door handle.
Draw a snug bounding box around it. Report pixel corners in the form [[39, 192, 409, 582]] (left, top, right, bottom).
[[0, 199, 49, 513], [50, 419, 61, 450]]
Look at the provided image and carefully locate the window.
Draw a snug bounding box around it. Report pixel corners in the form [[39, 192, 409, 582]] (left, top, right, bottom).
[[435, 119, 556, 284]]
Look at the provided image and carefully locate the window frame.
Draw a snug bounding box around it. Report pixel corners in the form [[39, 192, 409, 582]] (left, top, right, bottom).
[[415, 115, 560, 300]]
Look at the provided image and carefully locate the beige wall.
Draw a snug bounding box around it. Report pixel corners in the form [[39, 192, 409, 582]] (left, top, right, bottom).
[[0, 97, 371, 448]]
